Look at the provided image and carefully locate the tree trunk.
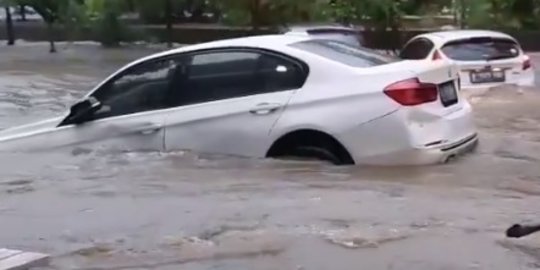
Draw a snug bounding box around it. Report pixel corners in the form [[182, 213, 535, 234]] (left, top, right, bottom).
[[5, 6, 15, 45], [165, 0, 173, 48], [47, 22, 56, 53], [459, 0, 466, 29], [452, 0, 458, 25], [19, 5, 26, 21], [250, 0, 261, 32]]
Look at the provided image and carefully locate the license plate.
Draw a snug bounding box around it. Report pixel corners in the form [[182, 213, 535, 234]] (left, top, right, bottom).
[[439, 81, 458, 107], [470, 69, 505, 83]]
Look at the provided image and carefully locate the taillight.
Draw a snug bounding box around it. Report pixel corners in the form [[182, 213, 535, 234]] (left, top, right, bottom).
[[523, 56, 532, 70], [432, 50, 442, 61], [383, 78, 438, 106]]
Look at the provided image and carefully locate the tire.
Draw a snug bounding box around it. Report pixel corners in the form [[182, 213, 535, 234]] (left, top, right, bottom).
[[267, 130, 354, 166], [290, 145, 343, 165]]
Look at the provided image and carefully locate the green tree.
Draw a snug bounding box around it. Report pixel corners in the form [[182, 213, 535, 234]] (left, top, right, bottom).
[[215, 0, 323, 30], [86, 0, 130, 47], [456, 0, 540, 30], [164, 0, 173, 47], [1, 0, 15, 45], [133, 0, 189, 46], [15, 0, 76, 52], [511, 0, 540, 29]]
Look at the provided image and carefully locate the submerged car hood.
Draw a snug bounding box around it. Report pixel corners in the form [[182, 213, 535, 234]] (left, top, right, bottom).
[[0, 117, 63, 140]]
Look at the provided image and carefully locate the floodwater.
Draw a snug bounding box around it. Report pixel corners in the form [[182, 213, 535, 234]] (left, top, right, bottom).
[[1, 42, 540, 270]]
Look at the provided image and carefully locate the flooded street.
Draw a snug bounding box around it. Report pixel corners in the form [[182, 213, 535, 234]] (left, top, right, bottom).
[[1, 42, 540, 269]]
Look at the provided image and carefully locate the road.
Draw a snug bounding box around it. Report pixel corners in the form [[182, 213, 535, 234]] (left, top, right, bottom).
[[0, 43, 539, 269]]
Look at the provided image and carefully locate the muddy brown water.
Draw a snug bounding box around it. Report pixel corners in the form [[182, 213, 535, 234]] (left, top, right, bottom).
[[1, 42, 540, 270]]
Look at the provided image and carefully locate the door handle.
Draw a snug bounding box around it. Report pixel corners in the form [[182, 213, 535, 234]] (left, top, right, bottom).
[[249, 103, 282, 115], [138, 123, 163, 135]]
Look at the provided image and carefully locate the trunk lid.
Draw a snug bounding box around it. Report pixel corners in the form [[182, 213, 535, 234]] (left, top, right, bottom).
[[440, 36, 526, 86], [379, 60, 462, 112]]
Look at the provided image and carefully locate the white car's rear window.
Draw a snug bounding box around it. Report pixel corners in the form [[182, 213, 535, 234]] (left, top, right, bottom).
[[305, 28, 364, 47], [441, 37, 521, 61], [290, 39, 398, 67]]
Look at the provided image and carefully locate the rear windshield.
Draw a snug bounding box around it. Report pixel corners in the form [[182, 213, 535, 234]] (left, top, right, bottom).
[[441, 37, 521, 61], [290, 39, 398, 67], [306, 29, 364, 47]]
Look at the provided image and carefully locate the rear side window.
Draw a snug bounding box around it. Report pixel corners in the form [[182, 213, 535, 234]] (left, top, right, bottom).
[[400, 38, 435, 60], [290, 39, 398, 67], [257, 53, 307, 93], [307, 29, 364, 47], [169, 50, 307, 106], [441, 37, 520, 61], [174, 51, 260, 105]]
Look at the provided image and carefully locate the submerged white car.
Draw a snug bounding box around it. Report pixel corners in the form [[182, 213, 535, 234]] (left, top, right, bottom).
[[400, 30, 534, 90], [0, 35, 478, 165]]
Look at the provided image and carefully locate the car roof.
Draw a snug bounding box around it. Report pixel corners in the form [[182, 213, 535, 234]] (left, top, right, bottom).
[[415, 30, 517, 45], [147, 34, 312, 60], [282, 23, 358, 33]]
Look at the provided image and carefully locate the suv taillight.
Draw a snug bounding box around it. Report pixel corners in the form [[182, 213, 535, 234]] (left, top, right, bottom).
[[523, 56, 532, 70], [432, 50, 442, 61], [383, 78, 438, 106]]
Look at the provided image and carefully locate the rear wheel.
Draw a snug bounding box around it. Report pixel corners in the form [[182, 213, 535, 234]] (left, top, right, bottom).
[[267, 130, 354, 166]]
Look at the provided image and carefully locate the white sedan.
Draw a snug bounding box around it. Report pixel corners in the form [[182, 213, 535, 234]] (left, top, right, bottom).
[[400, 30, 535, 90], [0, 35, 478, 165]]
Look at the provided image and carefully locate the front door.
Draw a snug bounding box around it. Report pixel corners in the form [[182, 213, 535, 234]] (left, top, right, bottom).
[[163, 49, 309, 158], [35, 111, 167, 153], [8, 56, 183, 153]]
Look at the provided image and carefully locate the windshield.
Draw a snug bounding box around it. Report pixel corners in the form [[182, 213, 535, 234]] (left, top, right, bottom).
[[290, 39, 398, 67], [441, 37, 521, 61]]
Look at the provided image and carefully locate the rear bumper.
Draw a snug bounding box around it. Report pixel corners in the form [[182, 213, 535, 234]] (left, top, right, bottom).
[[349, 133, 479, 166], [460, 69, 535, 90], [339, 101, 478, 166], [400, 133, 479, 165]]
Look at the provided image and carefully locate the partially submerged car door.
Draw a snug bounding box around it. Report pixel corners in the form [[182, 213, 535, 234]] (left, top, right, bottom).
[[2, 56, 182, 152], [163, 48, 309, 158]]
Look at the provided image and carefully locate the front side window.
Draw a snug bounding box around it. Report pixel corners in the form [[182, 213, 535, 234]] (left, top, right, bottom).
[[90, 58, 179, 120], [400, 38, 435, 60], [441, 37, 521, 61], [256, 53, 307, 93]]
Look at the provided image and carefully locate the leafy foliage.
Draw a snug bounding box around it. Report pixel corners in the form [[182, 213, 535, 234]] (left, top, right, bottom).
[[3, 0, 540, 52], [85, 0, 131, 47], [464, 0, 540, 30]]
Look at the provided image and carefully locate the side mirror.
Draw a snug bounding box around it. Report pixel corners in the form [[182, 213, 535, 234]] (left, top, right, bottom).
[[66, 97, 102, 125]]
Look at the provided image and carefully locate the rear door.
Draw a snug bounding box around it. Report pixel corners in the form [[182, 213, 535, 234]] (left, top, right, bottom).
[[440, 37, 525, 85], [163, 48, 309, 158]]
